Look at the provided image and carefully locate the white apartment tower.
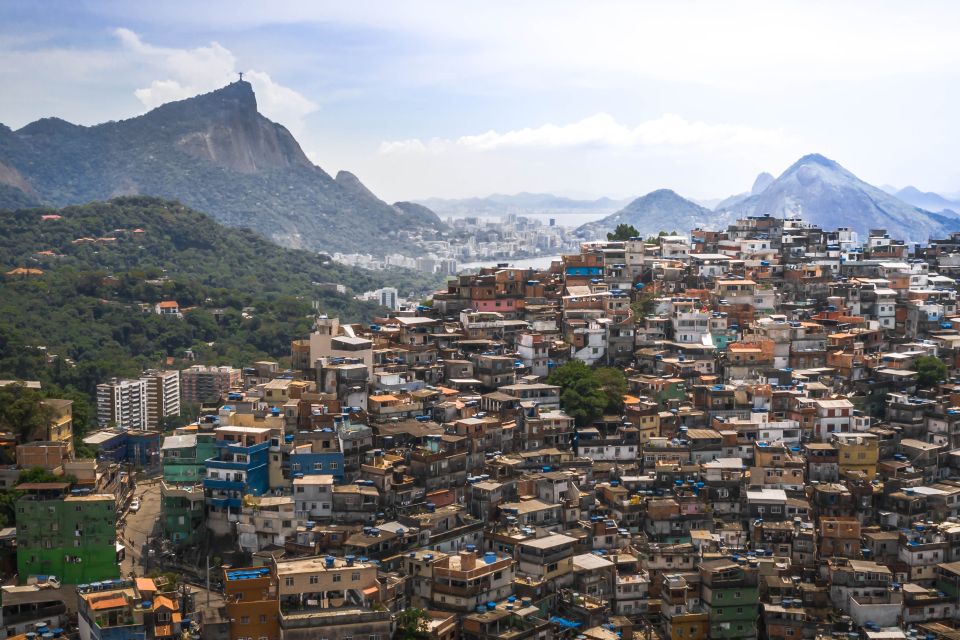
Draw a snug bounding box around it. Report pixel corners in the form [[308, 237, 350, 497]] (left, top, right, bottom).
[[141, 369, 181, 429], [96, 378, 148, 430]]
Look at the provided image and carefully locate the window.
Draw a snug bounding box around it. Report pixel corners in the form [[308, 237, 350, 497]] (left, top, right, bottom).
[[333, 573, 342, 582], [240, 616, 250, 624], [310, 575, 319, 584], [285, 577, 294, 587], [314, 462, 324, 471], [330, 462, 339, 470], [352, 571, 361, 581]]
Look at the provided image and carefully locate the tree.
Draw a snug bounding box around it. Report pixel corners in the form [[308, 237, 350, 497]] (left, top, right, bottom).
[[547, 360, 608, 426], [0, 384, 55, 442], [546, 360, 594, 390], [915, 356, 947, 388], [595, 367, 627, 414], [18, 467, 74, 485], [0, 490, 18, 527], [631, 289, 657, 320], [607, 224, 640, 242], [395, 608, 430, 640], [561, 378, 608, 427]]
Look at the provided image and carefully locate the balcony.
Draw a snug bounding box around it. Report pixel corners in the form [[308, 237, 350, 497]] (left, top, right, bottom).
[[203, 478, 245, 491], [280, 607, 390, 630], [209, 495, 242, 509], [204, 458, 251, 471], [433, 580, 486, 597]]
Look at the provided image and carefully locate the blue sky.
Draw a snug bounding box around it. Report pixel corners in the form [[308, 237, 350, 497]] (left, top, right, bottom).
[[2, 1, 959, 202]]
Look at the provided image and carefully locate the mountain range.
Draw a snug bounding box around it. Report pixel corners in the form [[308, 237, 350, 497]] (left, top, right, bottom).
[[416, 192, 630, 217], [891, 186, 960, 214], [578, 154, 960, 243], [0, 81, 443, 255], [1, 81, 957, 252]]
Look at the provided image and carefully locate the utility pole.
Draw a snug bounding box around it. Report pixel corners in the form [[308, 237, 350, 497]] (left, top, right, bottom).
[[206, 554, 211, 608]]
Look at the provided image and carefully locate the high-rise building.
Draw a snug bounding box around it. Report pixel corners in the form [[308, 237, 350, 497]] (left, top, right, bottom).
[[378, 287, 399, 310], [180, 364, 242, 405], [141, 369, 181, 429], [96, 378, 148, 430]]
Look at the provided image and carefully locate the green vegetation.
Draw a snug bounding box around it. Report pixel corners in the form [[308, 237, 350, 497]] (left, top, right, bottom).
[[0, 467, 78, 527], [631, 288, 657, 319], [0, 384, 54, 442], [645, 230, 675, 244], [915, 355, 948, 388], [547, 360, 628, 426], [594, 367, 628, 414], [0, 197, 443, 406], [606, 223, 640, 241], [395, 607, 431, 640], [18, 466, 73, 485]]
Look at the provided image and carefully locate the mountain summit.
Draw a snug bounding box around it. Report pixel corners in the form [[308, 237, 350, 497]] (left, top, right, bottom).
[[577, 189, 719, 238], [0, 81, 442, 254], [717, 153, 958, 242]]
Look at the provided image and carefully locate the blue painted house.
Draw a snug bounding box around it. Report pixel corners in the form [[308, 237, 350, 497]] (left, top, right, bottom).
[[288, 427, 345, 481], [80, 429, 161, 467], [204, 426, 271, 531]]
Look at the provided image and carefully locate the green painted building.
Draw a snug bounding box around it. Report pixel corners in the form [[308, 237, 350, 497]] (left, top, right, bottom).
[[160, 431, 214, 546], [161, 482, 206, 546], [700, 558, 759, 640], [161, 432, 216, 484], [16, 482, 119, 584]]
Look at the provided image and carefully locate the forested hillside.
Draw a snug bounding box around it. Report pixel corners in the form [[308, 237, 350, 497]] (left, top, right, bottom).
[[0, 197, 442, 402]]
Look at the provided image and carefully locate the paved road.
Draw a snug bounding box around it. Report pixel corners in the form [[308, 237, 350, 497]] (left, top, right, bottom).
[[119, 480, 161, 576], [118, 479, 225, 612]]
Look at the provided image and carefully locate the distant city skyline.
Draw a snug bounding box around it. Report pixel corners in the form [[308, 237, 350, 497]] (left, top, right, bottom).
[[2, 1, 959, 202]]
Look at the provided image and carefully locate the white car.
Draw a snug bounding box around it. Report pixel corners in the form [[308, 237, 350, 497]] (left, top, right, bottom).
[[129, 498, 141, 513]]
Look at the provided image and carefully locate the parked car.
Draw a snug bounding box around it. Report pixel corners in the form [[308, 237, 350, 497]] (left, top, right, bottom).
[[129, 498, 141, 513]]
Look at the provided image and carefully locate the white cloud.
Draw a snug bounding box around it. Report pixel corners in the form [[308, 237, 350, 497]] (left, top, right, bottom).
[[380, 113, 792, 155], [114, 28, 317, 133]]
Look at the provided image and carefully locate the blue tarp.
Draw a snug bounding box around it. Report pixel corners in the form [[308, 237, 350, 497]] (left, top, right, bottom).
[[550, 617, 581, 629]]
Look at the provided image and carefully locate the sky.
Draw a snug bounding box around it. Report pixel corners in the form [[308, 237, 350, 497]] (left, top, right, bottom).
[[2, 0, 959, 202]]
